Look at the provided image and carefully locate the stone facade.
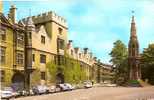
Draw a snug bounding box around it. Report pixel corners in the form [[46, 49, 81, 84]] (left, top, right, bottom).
[[21, 11, 68, 88], [0, 5, 26, 89], [0, 2, 113, 90], [67, 40, 113, 83]]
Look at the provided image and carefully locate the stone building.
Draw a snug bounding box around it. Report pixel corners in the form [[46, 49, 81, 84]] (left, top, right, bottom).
[[0, 4, 26, 89], [67, 40, 113, 83], [21, 11, 68, 88], [1, 2, 113, 89], [128, 15, 141, 80]]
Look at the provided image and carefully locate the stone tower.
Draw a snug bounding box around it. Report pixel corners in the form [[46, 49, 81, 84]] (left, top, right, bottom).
[[128, 15, 141, 80]]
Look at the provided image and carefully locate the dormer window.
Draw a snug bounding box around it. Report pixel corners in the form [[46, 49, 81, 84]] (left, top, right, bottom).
[[71, 50, 73, 56], [41, 35, 45, 44], [79, 53, 81, 58], [57, 38, 64, 49], [58, 27, 63, 35]]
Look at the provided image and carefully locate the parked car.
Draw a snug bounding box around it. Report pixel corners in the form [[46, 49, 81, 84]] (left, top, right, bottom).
[[84, 81, 93, 88], [0, 87, 19, 99], [56, 83, 74, 91], [16, 89, 30, 96], [56, 84, 69, 91], [32, 85, 49, 95], [64, 83, 75, 90], [48, 85, 56, 93], [29, 89, 34, 96]]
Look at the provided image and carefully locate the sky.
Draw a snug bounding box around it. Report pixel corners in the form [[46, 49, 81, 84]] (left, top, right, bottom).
[[3, 0, 154, 63]]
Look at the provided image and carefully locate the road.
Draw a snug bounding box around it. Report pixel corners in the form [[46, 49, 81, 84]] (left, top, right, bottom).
[[16, 86, 154, 100]]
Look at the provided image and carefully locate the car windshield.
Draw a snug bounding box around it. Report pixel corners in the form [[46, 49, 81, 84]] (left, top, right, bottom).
[[4, 87, 13, 91]]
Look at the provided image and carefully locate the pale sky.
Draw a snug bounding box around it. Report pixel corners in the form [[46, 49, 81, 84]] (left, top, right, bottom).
[[3, 0, 154, 63]]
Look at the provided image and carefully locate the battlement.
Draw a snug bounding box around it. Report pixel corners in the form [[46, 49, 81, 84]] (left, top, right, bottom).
[[22, 11, 67, 28]]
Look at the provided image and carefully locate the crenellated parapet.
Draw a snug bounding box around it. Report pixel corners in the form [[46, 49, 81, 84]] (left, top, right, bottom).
[[22, 11, 67, 28]]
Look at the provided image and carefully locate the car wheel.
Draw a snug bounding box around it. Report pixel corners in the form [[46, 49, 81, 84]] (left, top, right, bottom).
[[46, 90, 49, 94]]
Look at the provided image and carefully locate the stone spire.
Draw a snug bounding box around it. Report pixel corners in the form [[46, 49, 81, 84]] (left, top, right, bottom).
[[128, 12, 141, 80], [130, 15, 137, 38]]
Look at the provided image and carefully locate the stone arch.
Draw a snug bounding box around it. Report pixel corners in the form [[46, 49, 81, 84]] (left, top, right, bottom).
[[56, 73, 64, 84], [11, 72, 25, 91]]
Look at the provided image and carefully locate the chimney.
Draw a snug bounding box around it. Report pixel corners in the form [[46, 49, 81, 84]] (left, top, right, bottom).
[[0, 0, 2, 13], [68, 40, 73, 43], [8, 5, 17, 23], [67, 40, 73, 49], [74, 47, 79, 54], [89, 52, 93, 58], [93, 57, 97, 61], [83, 48, 88, 54], [68, 40, 73, 46]]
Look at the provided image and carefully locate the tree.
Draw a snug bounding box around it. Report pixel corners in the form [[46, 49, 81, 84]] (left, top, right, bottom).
[[109, 40, 128, 85], [141, 44, 154, 85]]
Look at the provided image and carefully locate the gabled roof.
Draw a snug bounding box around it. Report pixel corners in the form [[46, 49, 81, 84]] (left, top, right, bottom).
[[0, 13, 12, 26], [18, 20, 25, 26]]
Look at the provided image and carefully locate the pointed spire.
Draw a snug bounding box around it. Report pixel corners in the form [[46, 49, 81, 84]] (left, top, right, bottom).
[[131, 15, 135, 23], [130, 11, 136, 38]]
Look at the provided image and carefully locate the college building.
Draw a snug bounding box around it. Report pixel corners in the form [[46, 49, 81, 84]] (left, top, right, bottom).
[[0, 2, 113, 90]]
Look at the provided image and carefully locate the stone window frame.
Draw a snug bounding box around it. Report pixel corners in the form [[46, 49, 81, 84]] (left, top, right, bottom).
[[40, 54, 46, 63], [71, 49, 73, 56], [17, 32, 24, 47], [79, 53, 82, 59], [41, 72, 46, 80], [0, 29, 6, 41], [58, 27, 63, 35], [0, 70, 5, 82], [41, 35, 45, 44], [0, 47, 6, 64], [16, 51, 24, 65], [32, 54, 35, 62], [58, 38, 64, 50]]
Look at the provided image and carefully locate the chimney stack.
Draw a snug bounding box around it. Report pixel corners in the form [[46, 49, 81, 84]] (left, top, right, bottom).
[[83, 48, 88, 54], [0, 0, 2, 13], [8, 5, 17, 23]]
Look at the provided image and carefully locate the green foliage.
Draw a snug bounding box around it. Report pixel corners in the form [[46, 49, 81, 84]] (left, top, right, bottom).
[[46, 61, 57, 83], [30, 69, 41, 86], [141, 44, 154, 85], [63, 56, 86, 84], [109, 40, 128, 65], [46, 54, 87, 84], [109, 40, 129, 84]]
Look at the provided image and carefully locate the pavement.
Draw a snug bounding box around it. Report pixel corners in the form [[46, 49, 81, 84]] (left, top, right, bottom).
[[15, 86, 154, 100]]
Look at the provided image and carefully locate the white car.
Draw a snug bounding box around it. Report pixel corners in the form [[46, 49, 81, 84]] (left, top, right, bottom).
[[84, 81, 93, 88], [32, 85, 49, 95], [48, 85, 56, 93], [0, 87, 17, 99], [64, 83, 75, 90]]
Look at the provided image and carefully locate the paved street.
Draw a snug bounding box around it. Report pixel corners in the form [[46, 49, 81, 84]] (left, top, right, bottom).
[[15, 86, 154, 100]]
